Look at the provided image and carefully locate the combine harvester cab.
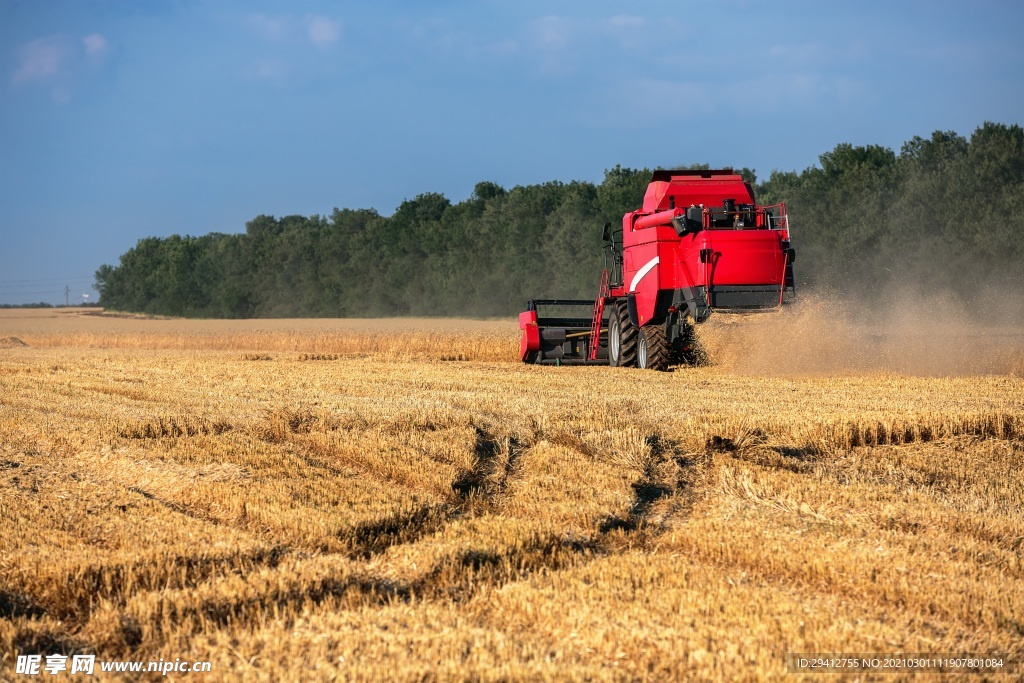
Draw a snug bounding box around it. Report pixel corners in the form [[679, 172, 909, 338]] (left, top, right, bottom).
[[520, 169, 795, 370]]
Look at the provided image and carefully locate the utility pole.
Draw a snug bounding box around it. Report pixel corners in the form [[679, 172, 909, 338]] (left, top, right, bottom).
[[65, 285, 69, 307]]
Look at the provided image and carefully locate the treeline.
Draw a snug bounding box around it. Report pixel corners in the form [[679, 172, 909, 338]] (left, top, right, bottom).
[[0, 302, 96, 309], [96, 122, 1024, 317]]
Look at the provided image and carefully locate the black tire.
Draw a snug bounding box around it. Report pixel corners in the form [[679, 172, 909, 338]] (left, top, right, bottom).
[[608, 299, 637, 367], [637, 324, 669, 371]]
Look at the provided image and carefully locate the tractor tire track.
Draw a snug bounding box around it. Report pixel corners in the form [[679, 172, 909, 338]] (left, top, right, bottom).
[[343, 424, 525, 559], [344, 503, 454, 559], [599, 434, 712, 537], [4, 544, 294, 643], [140, 533, 603, 644], [450, 425, 524, 499], [126, 486, 229, 527], [61, 431, 712, 656]]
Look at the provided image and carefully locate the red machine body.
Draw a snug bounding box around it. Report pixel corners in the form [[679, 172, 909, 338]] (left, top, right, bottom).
[[615, 169, 793, 327], [520, 169, 795, 370]]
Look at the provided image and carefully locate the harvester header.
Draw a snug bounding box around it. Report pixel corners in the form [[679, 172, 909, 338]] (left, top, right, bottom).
[[519, 169, 795, 370]]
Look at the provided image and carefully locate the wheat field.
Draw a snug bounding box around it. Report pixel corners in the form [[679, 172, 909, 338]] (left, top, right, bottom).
[[1, 307, 1022, 681]]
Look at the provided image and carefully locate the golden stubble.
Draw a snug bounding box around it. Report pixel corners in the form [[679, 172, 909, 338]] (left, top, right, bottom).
[[1, 309, 1022, 681]]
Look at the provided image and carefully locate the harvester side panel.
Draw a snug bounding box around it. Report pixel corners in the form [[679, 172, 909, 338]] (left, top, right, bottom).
[[694, 231, 787, 285]]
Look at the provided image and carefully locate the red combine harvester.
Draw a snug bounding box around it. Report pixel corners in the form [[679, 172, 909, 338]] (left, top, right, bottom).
[[519, 169, 795, 370]]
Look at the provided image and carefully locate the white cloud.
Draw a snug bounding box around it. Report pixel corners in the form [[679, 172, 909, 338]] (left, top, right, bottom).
[[532, 16, 572, 50], [590, 71, 868, 128], [527, 15, 680, 75], [307, 16, 341, 48], [10, 32, 114, 103], [582, 77, 715, 129], [12, 36, 67, 85], [608, 15, 647, 29], [249, 14, 289, 41], [630, 78, 714, 116], [399, 18, 518, 61], [528, 16, 586, 76], [765, 41, 870, 66], [717, 73, 868, 118], [251, 13, 341, 48], [50, 84, 72, 105], [82, 33, 109, 56], [404, 17, 451, 41], [482, 39, 519, 57], [243, 59, 289, 85]]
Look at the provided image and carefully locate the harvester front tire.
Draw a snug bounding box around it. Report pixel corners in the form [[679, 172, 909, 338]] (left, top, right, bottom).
[[608, 299, 637, 367], [637, 324, 669, 371]]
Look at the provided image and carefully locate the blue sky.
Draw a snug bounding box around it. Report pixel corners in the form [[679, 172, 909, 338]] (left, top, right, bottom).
[[1, 0, 1021, 305]]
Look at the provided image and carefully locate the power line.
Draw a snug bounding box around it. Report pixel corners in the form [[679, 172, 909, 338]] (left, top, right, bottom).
[[0, 290, 72, 297], [0, 282, 94, 291], [0, 275, 95, 284]]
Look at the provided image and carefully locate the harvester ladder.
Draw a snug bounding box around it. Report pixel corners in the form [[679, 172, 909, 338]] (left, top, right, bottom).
[[587, 269, 610, 361]]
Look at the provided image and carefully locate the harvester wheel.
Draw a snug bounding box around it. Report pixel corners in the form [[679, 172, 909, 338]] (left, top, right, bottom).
[[637, 324, 669, 371], [608, 299, 637, 367]]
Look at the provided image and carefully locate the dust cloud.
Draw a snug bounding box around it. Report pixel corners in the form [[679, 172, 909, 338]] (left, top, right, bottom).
[[695, 289, 1024, 377]]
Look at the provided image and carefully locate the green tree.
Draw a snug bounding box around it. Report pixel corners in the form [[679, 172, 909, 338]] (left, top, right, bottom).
[[96, 123, 1024, 318]]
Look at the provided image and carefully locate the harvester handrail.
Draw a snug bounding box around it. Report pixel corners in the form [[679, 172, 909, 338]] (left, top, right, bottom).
[[759, 202, 790, 232], [695, 203, 790, 231]]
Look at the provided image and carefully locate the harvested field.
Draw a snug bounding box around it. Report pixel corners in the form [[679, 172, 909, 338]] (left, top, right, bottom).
[[0, 308, 518, 360], [1, 307, 1022, 681]]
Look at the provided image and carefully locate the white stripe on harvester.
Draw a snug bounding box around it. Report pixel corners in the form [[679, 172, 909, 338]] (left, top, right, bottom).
[[629, 256, 659, 292]]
